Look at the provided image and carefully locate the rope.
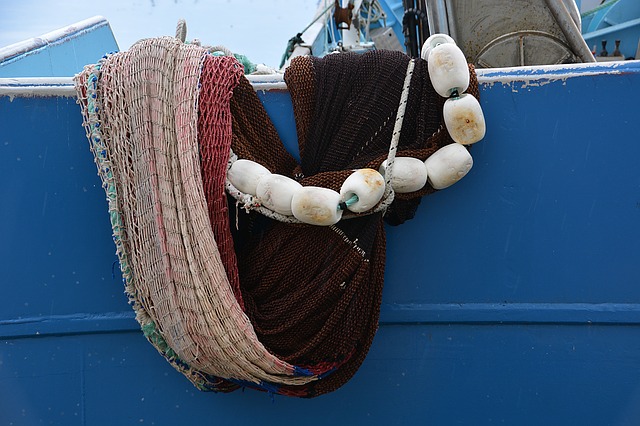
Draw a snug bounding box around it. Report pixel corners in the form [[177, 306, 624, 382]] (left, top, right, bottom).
[[362, 0, 384, 42], [279, 1, 335, 68], [208, 44, 234, 56], [279, 33, 305, 69], [300, 1, 336, 36], [580, 0, 619, 18], [174, 20, 256, 74], [378, 58, 415, 212], [175, 18, 187, 42], [225, 150, 303, 223]]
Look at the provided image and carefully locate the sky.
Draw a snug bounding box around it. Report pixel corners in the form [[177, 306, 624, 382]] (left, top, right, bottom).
[[0, 0, 604, 67], [0, 0, 320, 67]]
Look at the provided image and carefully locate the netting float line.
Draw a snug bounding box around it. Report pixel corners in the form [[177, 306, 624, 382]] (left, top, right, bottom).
[[74, 36, 481, 398]]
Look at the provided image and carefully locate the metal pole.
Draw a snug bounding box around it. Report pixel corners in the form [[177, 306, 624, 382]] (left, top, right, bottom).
[[444, 0, 458, 41], [545, 0, 596, 62], [562, 0, 582, 31], [425, 0, 450, 35]]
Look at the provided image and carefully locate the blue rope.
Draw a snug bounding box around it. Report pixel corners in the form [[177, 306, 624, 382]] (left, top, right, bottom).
[[337, 194, 359, 211]]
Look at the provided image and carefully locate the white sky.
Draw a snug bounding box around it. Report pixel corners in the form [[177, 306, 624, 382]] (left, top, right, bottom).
[[0, 0, 320, 66], [0, 0, 604, 66]]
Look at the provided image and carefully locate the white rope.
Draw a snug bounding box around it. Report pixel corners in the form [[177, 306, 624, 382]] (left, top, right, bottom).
[[175, 18, 233, 58], [225, 150, 304, 223], [377, 58, 415, 212], [207, 45, 234, 56], [175, 19, 187, 42]]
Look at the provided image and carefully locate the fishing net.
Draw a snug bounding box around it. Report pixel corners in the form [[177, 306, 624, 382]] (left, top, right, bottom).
[[75, 38, 318, 391], [228, 51, 478, 396], [75, 36, 479, 398]]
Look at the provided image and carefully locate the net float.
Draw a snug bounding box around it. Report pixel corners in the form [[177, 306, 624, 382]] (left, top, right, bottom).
[[379, 157, 428, 193], [443, 93, 486, 145], [421, 33, 456, 62], [256, 173, 303, 216], [424, 143, 473, 189], [227, 159, 271, 195], [339, 168, 385, 213], [291, 186, 343, 226], [428, 43, 470, 98]]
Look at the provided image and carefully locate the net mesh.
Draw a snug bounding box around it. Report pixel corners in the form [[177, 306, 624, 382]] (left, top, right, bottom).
[[75, 38, 318, 391], [227, 50, 479, 396], [75, 38, 479, 398]]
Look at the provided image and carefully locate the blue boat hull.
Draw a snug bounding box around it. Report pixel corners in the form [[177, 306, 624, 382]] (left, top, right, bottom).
[[2, 60, 640, 424]]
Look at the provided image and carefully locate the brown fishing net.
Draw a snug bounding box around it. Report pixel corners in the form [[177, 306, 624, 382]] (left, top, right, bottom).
[[226, 50, 479, 397], [76, 37, 479, 398]]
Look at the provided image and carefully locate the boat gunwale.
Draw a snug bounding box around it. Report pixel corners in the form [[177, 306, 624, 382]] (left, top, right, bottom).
[[0, 16, 111, 65], [1, 59, 639, 98]]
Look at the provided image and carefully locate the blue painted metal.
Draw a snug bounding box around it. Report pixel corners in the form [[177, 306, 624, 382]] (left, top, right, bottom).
[[582, 0, 640, 58], [2, 60, 640, 426], [581, 0, 620, 33], [256, 89, 301, 163], [0, 17, 118, 78], [376, 0, 406, 48]]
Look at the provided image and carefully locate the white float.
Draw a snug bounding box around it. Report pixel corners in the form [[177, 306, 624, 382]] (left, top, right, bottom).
[[255, 174, 302, 216], [443, 93, 486, 145], [427, 43, 470, 98], [339, 168, 386, 213], [421, 33, 455, 62], [424, 143, 473, 190], [291, 186, 343, 226], [379, 157, 428, 193], [227, 159, 271, 195]]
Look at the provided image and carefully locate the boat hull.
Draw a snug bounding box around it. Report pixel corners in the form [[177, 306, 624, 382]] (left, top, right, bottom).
[[2, 61, 640, 425]]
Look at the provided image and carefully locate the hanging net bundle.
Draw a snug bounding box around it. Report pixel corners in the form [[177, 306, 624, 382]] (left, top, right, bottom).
[[75, 36, 478, 398]]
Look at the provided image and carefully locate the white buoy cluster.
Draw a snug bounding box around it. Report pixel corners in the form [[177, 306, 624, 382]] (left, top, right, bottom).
[[378, 142, 473, 192], [228, 160, 387, 226], [227, 34, 486, 226], [423, 33, 486, 146], [377, 34, 486, 193]]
